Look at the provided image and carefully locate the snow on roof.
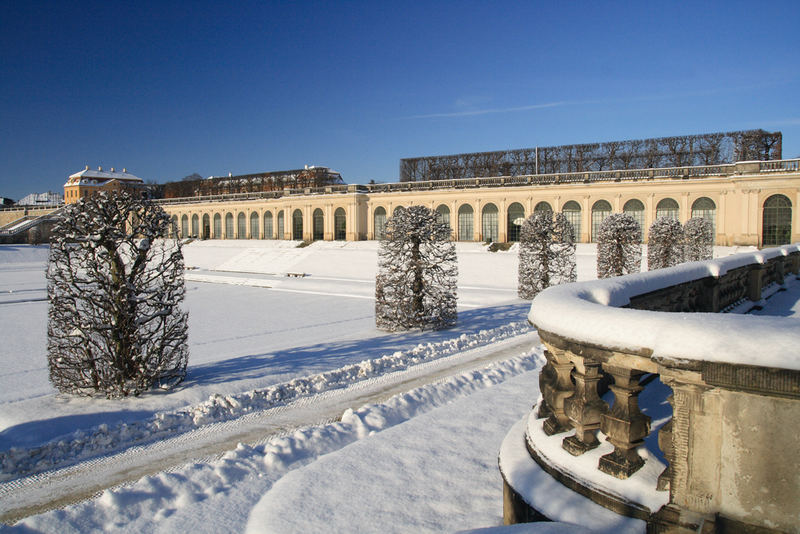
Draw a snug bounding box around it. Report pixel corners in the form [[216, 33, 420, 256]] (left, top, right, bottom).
[[65, 166, 144, 186], [16, 191, 64, 206], [529, 245, 800, 371]]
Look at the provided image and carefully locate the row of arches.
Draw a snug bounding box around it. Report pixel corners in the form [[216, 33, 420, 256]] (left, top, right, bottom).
[[371, 197, 724, 243], [370, 195, 792, 246], [171, 208, 348, 240], [164, 194, 793, 247]]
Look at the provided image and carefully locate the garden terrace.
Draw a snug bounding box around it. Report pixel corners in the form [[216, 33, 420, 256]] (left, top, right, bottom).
[[501, 244, 800, 533]]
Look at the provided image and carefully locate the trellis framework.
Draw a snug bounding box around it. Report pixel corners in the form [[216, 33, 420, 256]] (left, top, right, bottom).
[[162, 167, 344, 199], [400, 130, 781, 182]]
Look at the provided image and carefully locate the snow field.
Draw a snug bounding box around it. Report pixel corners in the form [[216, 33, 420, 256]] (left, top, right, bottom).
[[10, 351, 543, 534], [0, 320, 531, 480]]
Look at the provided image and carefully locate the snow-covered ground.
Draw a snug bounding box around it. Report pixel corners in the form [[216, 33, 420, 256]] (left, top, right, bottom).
[[0, 241, 537, 455], [0, 240, 777, 533]]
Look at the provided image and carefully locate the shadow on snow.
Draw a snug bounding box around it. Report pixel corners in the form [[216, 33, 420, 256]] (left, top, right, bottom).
[[0, 302, 532, 452]]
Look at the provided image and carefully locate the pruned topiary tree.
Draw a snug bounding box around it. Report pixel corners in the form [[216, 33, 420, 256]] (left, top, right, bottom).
[[684, 217, 714, 262], [647, 217, 684, 270], [47, 191, 189, 397], [375, 205, 457, 331], [518, 212, 576, 299], [597, 213, 642, 278]]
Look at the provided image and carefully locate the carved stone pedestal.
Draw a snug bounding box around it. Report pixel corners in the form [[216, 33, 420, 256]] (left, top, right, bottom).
[[562, 358, 606, 455], [599, 366, 651, 478], [539, 349, 575, 436]]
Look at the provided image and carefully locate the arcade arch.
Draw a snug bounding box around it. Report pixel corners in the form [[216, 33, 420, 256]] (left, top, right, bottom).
[[507, 202, 525, 242], [458, 204, 474, 241], [656, 198, 679, 220], [562, 201, 581, 241], [313, 208, 324, 240], [762, 194, 792, 246], [482, 203, 499, 242], [591, 200, 612, 242], [334, 207, 346, 240]]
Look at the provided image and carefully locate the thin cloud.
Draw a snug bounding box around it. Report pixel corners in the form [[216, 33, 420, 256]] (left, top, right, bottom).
[[401, 79, 799, 121], [403, 101, 567, 119]]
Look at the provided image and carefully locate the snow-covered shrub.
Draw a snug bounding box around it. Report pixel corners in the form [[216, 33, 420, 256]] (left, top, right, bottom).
[[375, 205, 457, 331], [647, 217, 684, 270], [518, 212, 576, 299], [47, 191, 189, 398], [683, 217, 714, 262], [596, 213, 642, 278]]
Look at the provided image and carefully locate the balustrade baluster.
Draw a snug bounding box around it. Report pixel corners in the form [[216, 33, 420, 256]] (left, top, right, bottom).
[[539, 348, 575, 435], [562, 357, 607, 455], [598, 365, 651, 478]]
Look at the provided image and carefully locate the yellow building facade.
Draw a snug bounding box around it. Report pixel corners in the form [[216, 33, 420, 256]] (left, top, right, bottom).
[[64, 166, 144, 204], [154, 160, 799, 247]]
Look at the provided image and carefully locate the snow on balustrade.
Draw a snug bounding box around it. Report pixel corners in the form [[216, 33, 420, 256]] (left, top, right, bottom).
[[529, 245, 800, 370], [504, 244, 800, 532]]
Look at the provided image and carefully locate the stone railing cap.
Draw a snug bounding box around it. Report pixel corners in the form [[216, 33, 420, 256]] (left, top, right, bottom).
[[529, 246, 800, 371]]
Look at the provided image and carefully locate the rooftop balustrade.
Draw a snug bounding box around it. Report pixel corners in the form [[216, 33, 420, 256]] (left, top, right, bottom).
[[155, 159, 800, 205], [501, 245, 800, 533]]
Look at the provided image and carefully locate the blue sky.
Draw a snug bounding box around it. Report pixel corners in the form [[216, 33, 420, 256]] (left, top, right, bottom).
[[1, 1, 799, 200]]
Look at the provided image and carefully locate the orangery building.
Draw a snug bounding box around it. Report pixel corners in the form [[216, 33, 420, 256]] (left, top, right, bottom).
[[152, 159, 800, 248]]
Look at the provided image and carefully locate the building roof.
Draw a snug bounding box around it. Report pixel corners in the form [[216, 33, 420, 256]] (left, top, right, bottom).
[[65, 166, 144, 187], [17, 191, 64, 206]]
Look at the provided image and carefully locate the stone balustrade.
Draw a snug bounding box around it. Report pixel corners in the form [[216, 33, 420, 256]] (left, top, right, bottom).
[[501, 244, 800, 533]]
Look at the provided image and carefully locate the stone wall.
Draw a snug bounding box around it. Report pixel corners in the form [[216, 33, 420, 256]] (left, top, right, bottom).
[[504, 245, 800, 533]]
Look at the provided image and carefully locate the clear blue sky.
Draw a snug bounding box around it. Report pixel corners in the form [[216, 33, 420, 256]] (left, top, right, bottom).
[[1, 0, 799, 200]]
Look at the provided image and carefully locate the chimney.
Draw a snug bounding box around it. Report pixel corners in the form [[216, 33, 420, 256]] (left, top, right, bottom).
[[85, 165, 89, 170], [123, 168, 127, 173], [98, 166, 102, 171], [110, 167, 115, 172]]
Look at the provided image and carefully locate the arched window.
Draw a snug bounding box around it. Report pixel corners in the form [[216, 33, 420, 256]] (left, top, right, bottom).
[[458, 204, 474, 241], [237, 212, 247, 239], [292, 209, 303, 240], [507, 202, 525, 242], [277, 211, 285, 240], [374, 207, 387, 240], [313, 208, 324, 240], [213, 214, 222, 239], [171, 215, 179, 238], [264, 211, 273, 239], [691, 197, 715, 220], [591, 200, 612, 242], [656, 198, 679, 221], [225, 213, 234, 239], [482, 203, 499, 242], [191, 214, 199, 237], [562, 201, 581, 242], [435, 204, 450, 229], [181, 215, 189, 238], [393, 205, 404, 216], [691, 197, 716, 242], [623, 199, 645, 233], [334, 208, 346, 240], [762, 194, 792, 246], [202, 214, 210, 239], [534, 201, 553, 214], [250, 212, 260, 239]]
